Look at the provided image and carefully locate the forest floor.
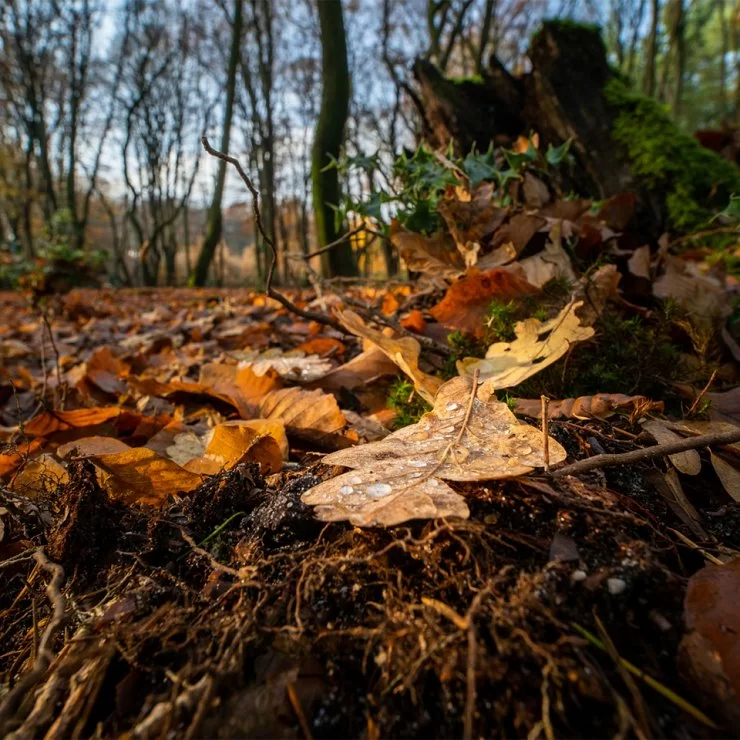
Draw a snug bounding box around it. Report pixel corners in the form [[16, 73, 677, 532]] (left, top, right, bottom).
[[0, 285, 739, 738]]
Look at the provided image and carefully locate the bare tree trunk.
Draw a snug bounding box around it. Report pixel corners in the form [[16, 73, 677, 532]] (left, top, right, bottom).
[[644, 0, 660, 97], [190, 0, 243, 286], [312, 0, 356, 277], [670, 0, 686, 116]]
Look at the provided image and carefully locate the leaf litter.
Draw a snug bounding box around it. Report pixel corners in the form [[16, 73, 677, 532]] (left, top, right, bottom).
[[2, 170, 740, 737]]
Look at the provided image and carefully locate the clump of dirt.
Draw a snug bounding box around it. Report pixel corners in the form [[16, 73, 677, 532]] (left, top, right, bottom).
[[1, 420, 733, 738]]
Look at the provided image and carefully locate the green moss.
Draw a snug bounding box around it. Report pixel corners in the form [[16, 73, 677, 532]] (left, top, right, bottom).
[[441, 331, 487, 380], [515, 306, 684, 400], [484, 300, 518, 342], [447, 74, 484, 86], [605, 78, 740, 230], [387, 377, 432, 428]]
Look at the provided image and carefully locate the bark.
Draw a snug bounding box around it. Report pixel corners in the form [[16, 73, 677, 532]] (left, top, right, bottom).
[[643, 0, 660, 97], [190, 0, 243, 286], [413, 22, 667, 233], [311, 0, 356, 277]]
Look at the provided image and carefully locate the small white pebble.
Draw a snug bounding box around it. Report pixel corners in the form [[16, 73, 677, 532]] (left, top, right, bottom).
[[571, 570, 587, 582], [607, 578, 627, 595]]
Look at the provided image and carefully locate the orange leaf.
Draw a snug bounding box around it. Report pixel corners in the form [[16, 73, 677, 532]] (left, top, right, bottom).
[[296, 337, 346, 357], [24, 407, 123, 437], [400, 310, 427, 334], [0, 438, 46, 477], [429, 269, 538, 337], [92, 447, 203, 505], [85, 346, 130, 396], [57, 436, 132, 458]]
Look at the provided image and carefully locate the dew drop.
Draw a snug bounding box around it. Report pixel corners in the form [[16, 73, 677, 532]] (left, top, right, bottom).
[[339, 485, 354, 495], [366, 482, 393, 498], [428, 479, 440, 487], [349, 475, 363, 485], [439, 425, 456, 434], [409, 472, 423, 479], [516, 445, 533, 455], [409, 460, 428, 468], [446, 402, 460, 411]]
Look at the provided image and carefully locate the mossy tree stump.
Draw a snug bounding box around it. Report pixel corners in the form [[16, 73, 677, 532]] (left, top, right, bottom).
[[413, 20, 740, 235]]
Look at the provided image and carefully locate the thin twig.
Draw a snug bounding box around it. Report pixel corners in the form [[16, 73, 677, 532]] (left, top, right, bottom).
[[687, 369, 717, 416], [286, 682, 314, 740], [541, 395, 550, 473], [301, 224, 365, 260], [552, 428, 740, 478], [201, 138, 346, 334], [669, 226, 739, 247], [40, 308, 65, 409]]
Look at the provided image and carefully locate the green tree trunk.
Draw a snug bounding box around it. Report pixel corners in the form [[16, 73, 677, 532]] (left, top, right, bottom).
[[190, 0, 244, 286], [311, 0, 356, 277]]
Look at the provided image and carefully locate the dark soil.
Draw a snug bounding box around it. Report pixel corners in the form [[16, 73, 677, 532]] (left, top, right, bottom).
[[2, 418, 737, 738]]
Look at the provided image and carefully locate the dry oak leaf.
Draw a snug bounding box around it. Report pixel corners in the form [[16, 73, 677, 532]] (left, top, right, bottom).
[[301, 376, 566, 527], [57, 436, 131, 458], [517, 223, 575, 289], [198, 362, 283, 416], [458, 300, 594, 388], [389, 220, 464, 279], [259, 387, 347, 447], [335, 309, 442, 405], [400, 310, 427, 335], [308, 344, 399, 392], [184, 422, 282, 476], [642, 419, 702, 475], [514, 393, 661, 420], [237, 349, 333, 383], [92, 447, 203, 506], [84, 346, 130, 396], [709, 452, 740, 503], [295, 337, 346, 358], [429, 268, 539, 338]]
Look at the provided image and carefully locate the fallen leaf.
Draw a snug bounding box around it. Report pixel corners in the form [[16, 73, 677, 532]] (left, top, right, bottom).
[[710, 452, 740, 502], [335, 309, 441, 404], [302, 376, 566, 526], [185, 422, 282, 475], [400, 310, 427, 334], [522, 172, 550, 209], [597, 193, 636, 231], [57, 436, 132, 458], [233, 419, 289, 459], [684, 558, 740, 700], [0, 339, 33, 359], [199, 363, 282, 417], [514, 393, 661, 420], [654, 255, 730, 329], [458, 300, 595, 388], [389, 221, 464, 279], [0, 438, 46, 477], [167, 432, 206, 466], [92, 447, 203, 505], [296, 337, 346, 357], [308, 345, 399, 392], [24, 407, 123, 437], [10, 454, 69, 497], [260, 387, 347, 447], [573, 264, 621, 327], [429, 269, 538, 338], [84, 346, 130, 396], [380, 292, 400, 315], [642, 420, 702, 475], [627, 245, 651, 280], [490, 213, 546, 255], [517, 223, 575, 288], [705, 387, 740, 427], [237, 350, 334, 383]]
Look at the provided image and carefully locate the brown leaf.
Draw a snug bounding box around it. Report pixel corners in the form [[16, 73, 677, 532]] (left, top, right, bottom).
[[710, 452, 740, 502], [517, 223, 575, 288], [429, 268, 538, 338], [302, 376, 566, 527], [309, 345, 399, 392], [184, 422, 283, 475], [684, 558, 740, 700], [335, 309, 442, 404], [260, 387, 347, 446], [400, 310, 427, 334], [597, 193, 636, 231], [642, 420, 702, 475], [236, 350, 334, 383], [84, 346, 130, 396], [706, 387, 740, 427], [24, 407, 124, 437], [10, 454, 69, 497], [295, 337, 346, 358], [92, 447, 203, 505], [389, 220, 464, 279], [490, 213, 546, 255], [514, 393, 661, 420], [572, 264, 621, 327], [458, 300, 595, 388], [57, 436, 132, 458]]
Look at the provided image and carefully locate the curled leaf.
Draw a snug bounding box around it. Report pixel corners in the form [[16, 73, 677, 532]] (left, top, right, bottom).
[[458, 300, 594, 388]]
